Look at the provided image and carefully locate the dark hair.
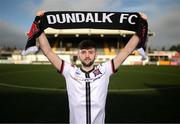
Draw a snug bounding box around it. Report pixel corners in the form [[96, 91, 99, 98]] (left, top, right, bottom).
[[78, 39, 96, 50]]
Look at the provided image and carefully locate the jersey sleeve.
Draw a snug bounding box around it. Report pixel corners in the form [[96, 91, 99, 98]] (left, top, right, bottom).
[[57, 60, 74, 77], [102, 59, 118, 76]]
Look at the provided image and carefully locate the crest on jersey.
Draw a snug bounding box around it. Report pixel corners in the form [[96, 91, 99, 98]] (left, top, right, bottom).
[[93, 69, 102, 77]]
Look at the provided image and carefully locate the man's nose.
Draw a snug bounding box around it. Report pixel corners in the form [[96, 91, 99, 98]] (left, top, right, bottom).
[[85, 52, 89, 57], [85, 53, 89, 57]]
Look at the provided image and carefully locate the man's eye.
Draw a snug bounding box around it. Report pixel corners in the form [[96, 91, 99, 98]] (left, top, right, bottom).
[[81, 51, 86, 54], [89, 51, 95, 54]]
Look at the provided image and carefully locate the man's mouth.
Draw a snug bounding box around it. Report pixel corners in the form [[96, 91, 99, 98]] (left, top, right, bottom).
[[85, 58, 91, 61]]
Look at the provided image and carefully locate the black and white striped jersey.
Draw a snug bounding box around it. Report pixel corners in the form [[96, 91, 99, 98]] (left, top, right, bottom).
[[58, 60, 116, 124]]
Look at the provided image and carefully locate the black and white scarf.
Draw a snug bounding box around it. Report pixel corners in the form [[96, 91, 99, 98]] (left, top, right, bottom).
[[22, 11, 148, 55]]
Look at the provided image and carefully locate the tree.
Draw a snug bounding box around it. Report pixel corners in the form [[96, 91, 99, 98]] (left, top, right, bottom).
[[169, 44, 180, 52]]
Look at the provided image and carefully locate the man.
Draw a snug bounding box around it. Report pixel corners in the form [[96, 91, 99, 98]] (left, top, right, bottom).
[[36, 11, 147, 124]]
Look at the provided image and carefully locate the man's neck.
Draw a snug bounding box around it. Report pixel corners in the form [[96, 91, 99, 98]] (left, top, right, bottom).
[[81, 65, 94, 72]]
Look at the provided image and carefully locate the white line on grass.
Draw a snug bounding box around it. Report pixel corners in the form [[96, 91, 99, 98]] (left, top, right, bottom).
[[0, 82, 66, 92], [0, 82, 179, 93]]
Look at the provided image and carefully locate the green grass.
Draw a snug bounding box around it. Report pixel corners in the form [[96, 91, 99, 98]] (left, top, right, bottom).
[[0, 64, 180, 123], [110, 65, 180, 89], [0, 64, 179, 91], [0, 64, 66, 92]]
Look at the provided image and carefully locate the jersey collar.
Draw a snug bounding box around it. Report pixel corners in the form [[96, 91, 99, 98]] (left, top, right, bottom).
[[80, 66, 95, 74]]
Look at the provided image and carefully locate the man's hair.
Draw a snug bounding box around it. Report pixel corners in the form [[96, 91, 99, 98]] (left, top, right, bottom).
[[78, 39, 96, 50]]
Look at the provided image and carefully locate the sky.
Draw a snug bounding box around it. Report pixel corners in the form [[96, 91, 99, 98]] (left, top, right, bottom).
[[0, 0, 180, 50]]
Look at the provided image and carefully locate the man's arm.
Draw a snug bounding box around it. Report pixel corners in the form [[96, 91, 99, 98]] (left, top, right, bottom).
[[113, 13, 147, 70], [36, 11, 62, 71], [113, 35, 139, 70], [38, 33, 63, 71]]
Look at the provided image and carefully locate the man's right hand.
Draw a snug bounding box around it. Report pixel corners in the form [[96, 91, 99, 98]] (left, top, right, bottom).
[[139, 12, 148, 20]]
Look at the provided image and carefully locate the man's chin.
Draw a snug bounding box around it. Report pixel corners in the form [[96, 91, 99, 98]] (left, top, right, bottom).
[[82, 61, 94, 67]]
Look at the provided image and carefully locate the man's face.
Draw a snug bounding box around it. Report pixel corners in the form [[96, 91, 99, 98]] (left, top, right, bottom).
[[78, 48, 97, 67]]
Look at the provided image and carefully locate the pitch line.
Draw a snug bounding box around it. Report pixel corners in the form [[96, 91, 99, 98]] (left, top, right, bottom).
[[0, 82, 66, 92], [0, 82, 179, 92]]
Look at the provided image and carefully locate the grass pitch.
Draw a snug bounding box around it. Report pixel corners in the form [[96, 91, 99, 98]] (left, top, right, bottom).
[[0, 64, 180, 123]]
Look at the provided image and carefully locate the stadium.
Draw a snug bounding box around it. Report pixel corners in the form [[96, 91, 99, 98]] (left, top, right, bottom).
[[1, 27, 180, 66], [0, 26, 180, 123]]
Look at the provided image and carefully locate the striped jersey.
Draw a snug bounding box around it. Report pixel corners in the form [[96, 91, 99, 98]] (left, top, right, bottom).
[[58, 59, 116, 124]]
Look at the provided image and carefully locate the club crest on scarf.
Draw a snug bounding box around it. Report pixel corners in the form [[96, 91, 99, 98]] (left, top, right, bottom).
[[27, 23, 39, 40], [93, 69, 102, 77]]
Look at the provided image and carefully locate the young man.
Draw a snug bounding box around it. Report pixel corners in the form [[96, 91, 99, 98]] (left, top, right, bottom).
[[36, 11, 147, 124]]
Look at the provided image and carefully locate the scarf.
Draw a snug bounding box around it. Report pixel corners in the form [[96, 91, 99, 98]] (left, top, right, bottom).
[[22, 11, 148, 55]]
